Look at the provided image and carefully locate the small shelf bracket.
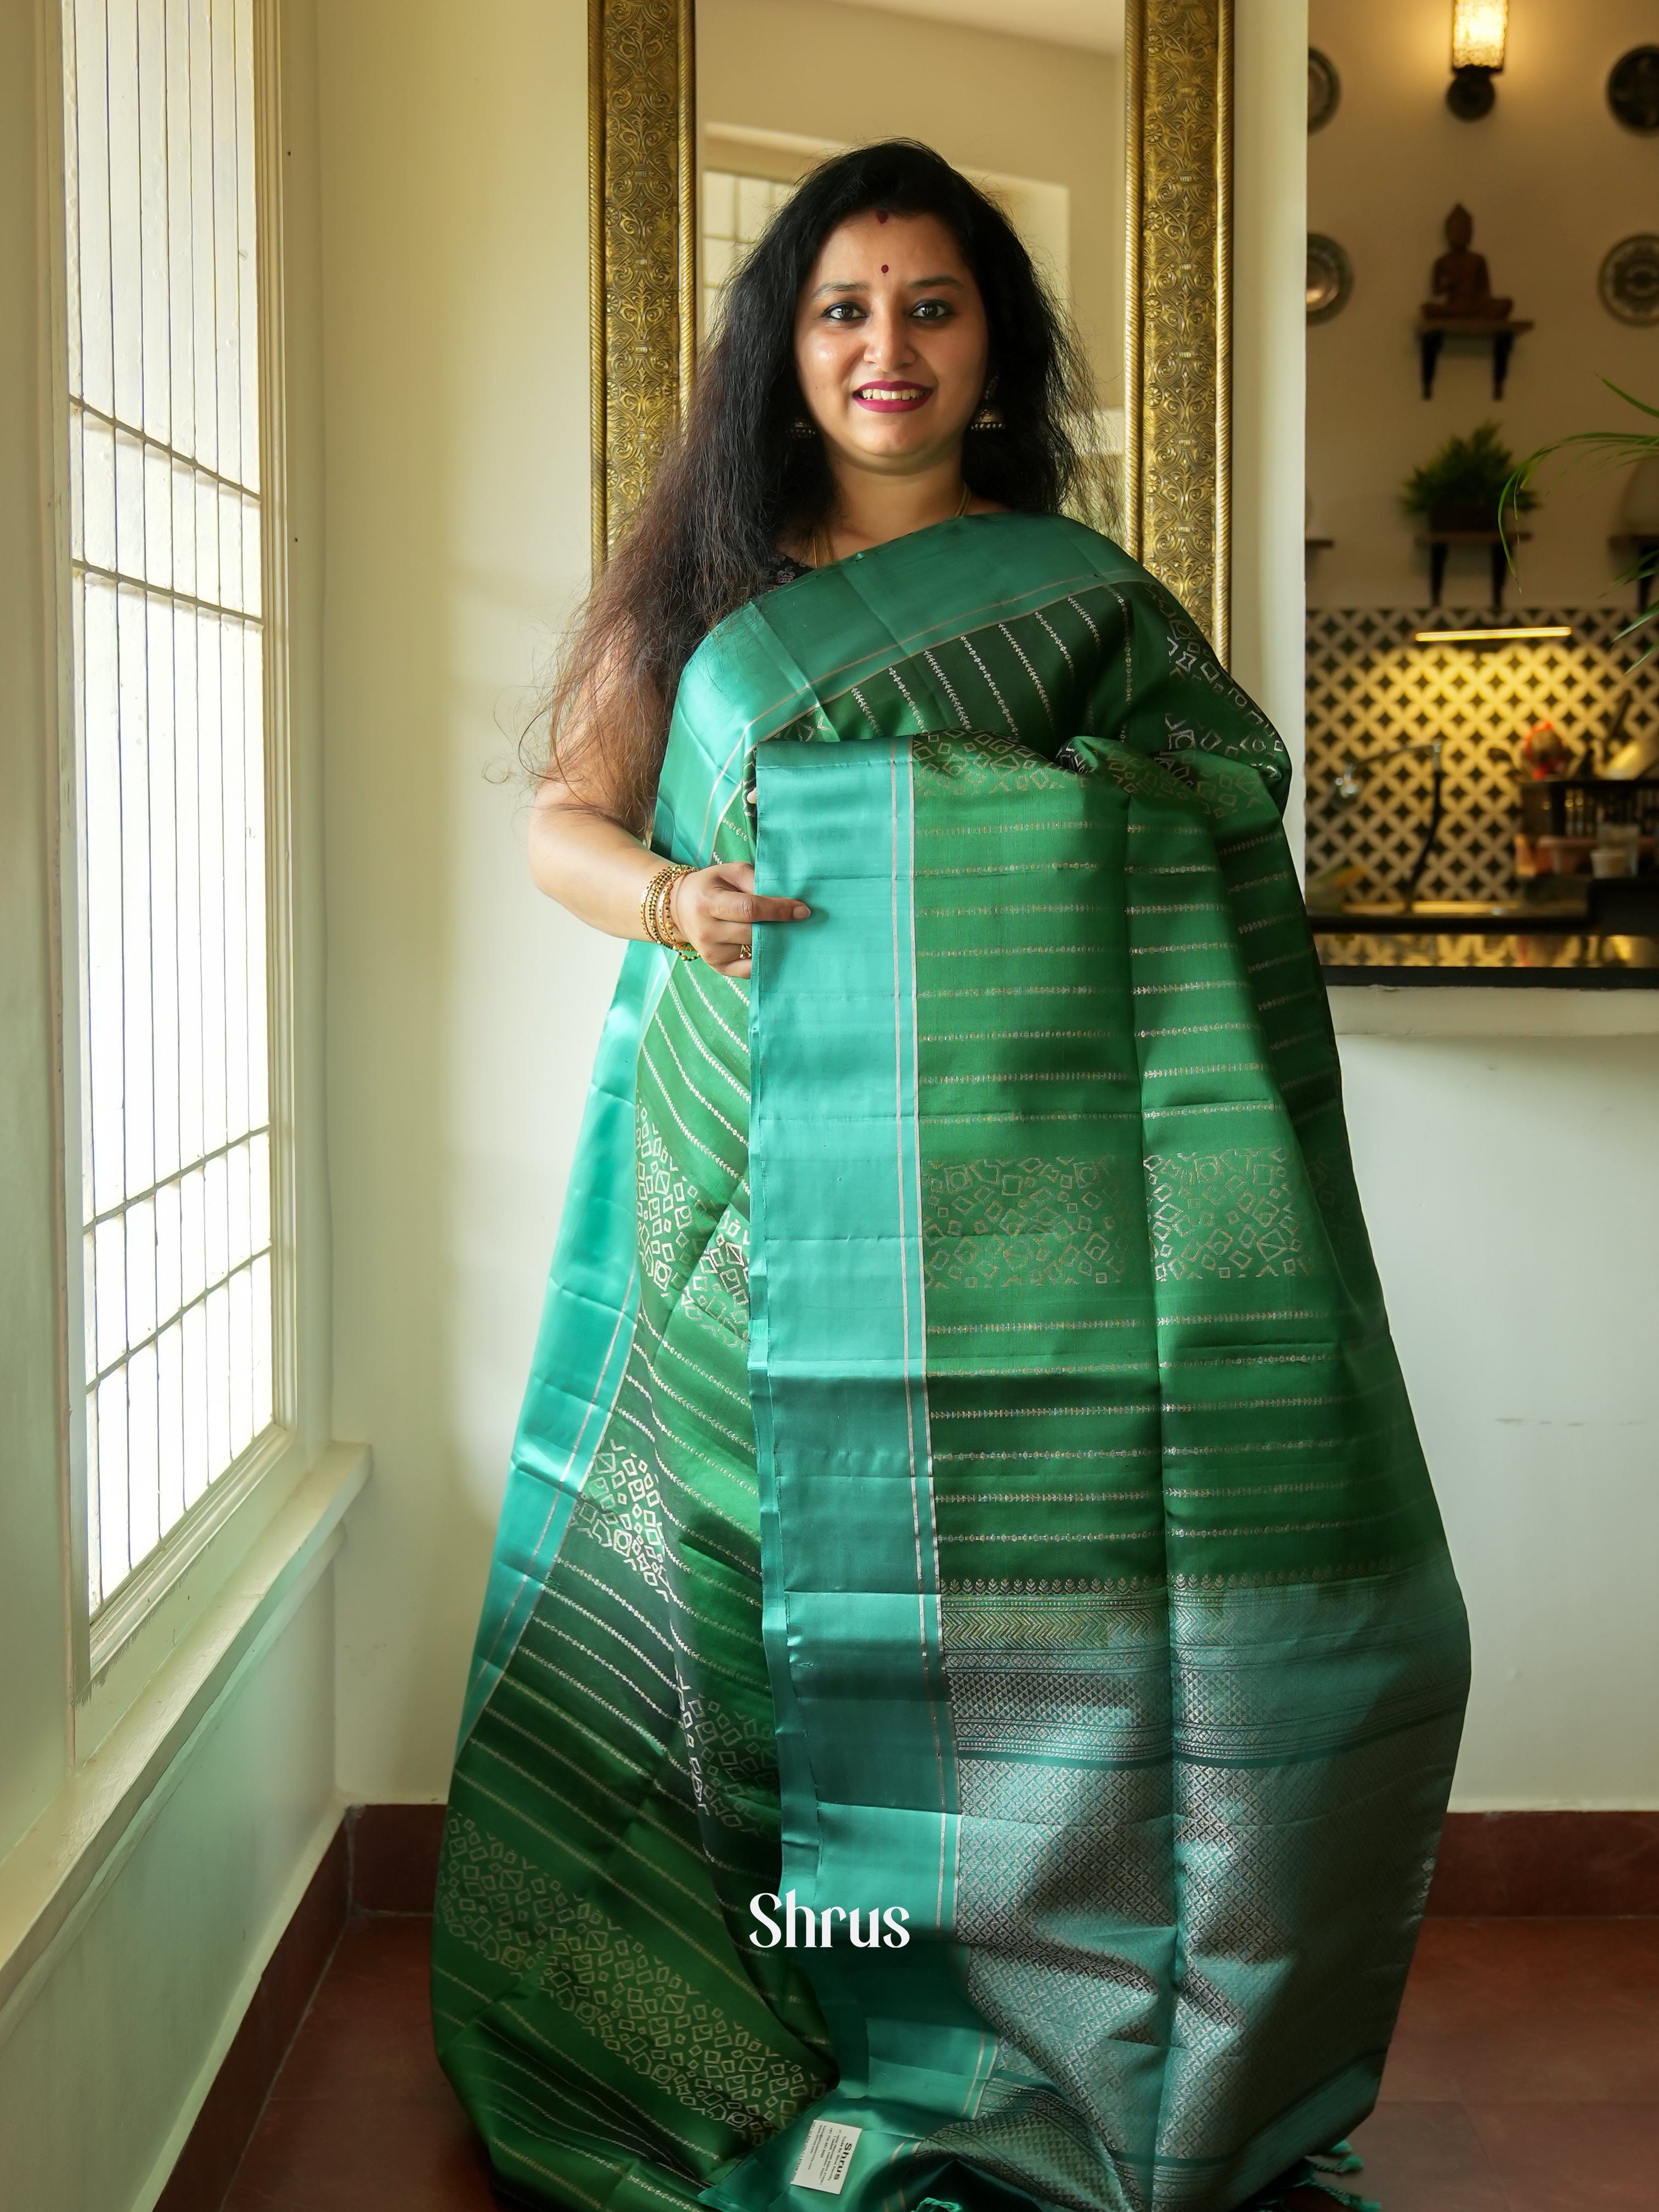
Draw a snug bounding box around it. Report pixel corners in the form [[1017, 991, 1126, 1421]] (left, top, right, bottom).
[[1415, 318, 1534, 401], [1414, 529, 1531, 610]]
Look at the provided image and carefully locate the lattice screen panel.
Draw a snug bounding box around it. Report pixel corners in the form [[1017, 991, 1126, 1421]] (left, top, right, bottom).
[[1304, 609, 1659, 904]]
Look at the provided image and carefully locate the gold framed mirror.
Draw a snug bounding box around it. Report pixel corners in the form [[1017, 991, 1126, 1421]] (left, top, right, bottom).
[[589, 0, 1230, 654]]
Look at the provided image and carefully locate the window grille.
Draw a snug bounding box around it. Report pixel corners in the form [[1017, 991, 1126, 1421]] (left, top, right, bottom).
[[700, 168, 796, 337], [60, 0, 275, 1615]]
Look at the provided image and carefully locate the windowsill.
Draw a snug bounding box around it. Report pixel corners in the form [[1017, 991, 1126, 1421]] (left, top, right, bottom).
[[88, 1420, 297, 1688], [77, 1427, 338, 1763], [0, 1443, 369, 2032]]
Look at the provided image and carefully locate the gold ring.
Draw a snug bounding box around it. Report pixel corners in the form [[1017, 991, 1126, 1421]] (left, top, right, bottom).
[[738, 942, 752, 960]]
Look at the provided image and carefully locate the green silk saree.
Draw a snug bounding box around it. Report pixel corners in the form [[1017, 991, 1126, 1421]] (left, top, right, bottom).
[[432, 514, 1469, 2212]]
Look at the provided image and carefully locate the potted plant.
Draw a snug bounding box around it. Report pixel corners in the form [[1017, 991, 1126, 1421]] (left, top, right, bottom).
[[1505, 380, 1659, 658], [1403, 419, 1537, 533]]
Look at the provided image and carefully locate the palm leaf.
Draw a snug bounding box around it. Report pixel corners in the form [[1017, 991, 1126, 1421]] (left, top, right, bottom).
[[1500, 379, 1659, 569], [1601, 379, 1659, 421]]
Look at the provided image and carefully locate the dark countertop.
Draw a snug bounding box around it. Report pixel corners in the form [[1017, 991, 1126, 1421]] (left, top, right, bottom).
[[1313, 925, 1659, 987]]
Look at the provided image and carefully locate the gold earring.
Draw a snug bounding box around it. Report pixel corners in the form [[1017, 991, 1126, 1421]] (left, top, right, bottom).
[[968, 400, 1004, 431], [790, 415, 816, 439]]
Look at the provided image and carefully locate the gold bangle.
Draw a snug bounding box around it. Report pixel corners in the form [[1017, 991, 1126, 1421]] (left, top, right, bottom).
[[641, 862, 677, 946], [640, 865, 666, 944], [641, 861, 698, 958], [668, 873, 702, 960], [660, 866, 695, 955]]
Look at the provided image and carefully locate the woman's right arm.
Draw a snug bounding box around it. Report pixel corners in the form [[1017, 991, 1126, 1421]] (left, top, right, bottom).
[[528, 775, 808, 981]]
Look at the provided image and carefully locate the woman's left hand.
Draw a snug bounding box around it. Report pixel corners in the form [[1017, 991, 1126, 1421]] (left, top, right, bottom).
[[671, 861, 810, 978]]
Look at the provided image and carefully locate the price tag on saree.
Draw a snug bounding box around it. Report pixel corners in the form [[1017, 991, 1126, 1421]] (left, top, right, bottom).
[[791, 2119, 862, 2194]]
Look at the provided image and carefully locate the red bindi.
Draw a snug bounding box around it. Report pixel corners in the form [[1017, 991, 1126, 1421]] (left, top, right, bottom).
[[875, 208, 889, 223], [881, 264, 889, 274]]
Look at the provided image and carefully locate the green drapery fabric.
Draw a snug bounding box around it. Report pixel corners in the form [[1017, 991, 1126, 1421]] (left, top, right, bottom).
[[432, 514, 1469, 2212]]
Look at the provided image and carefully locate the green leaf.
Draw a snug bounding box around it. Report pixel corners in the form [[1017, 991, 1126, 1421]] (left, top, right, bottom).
[[1401, 420, 1537, 518], [1498, 383, 1659, 567], [1600, 377, 1659, 421]]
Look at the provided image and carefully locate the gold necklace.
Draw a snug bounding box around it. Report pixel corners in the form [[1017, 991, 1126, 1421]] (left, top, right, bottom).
[[813, 482, 971, 570]]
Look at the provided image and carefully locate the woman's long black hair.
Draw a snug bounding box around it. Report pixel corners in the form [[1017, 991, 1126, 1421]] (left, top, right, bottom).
[[546, 139, 1093, 826]]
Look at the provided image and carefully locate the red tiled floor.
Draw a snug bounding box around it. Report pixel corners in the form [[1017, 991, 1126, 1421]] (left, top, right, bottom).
[[218, 1916, 1659, 2210], [1345, 2102, 1510, 2212], [221, 1919, 494, 2212], [1466, 2102, 1659, 2212], [1380, 1920, 1659, 2106], [266, 1914, 440, 2106]]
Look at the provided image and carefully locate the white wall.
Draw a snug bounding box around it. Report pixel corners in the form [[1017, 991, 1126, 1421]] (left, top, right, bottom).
[[317, 0, 615, 1799], [1335, 1009, 1659, 1809], [1307, 0, 1659, 608], [1, 1576, 339, 2212], [0, 0, 72, 1869], [1232, 0, 1308, 853]]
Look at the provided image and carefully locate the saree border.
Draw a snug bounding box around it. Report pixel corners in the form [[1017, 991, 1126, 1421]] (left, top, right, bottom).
[[725, 731, 999, 2212], [587, 2, 1234, 658], [454, 941, 673, 1744]]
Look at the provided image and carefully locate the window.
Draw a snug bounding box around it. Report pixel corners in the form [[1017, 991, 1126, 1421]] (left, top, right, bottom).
[[699, 168, 797, 337], [58, 0, 282, 1623]]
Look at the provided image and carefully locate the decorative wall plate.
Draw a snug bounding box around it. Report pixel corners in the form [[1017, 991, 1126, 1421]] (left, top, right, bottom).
[[1308, 47, 1340, 132], [1306, 233, 1352, 324], [1600, 234, 1659, 324], [1608, 47, 1659, 133]]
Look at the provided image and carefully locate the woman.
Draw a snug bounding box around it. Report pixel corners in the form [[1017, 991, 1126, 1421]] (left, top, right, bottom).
[[432, 143, 1468, 2212]]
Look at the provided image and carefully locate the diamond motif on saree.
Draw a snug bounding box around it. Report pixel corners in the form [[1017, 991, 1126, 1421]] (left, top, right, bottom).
[[912, 729, 1070, 792], [574, 1440, 669, 1594], [1144, 1146, 1312, 1281], [924, 1155, 1136, 1290], [439, 1814, 817, 2142], [682, 1214, 750, 1348], [637, 1107, 711, 1296]]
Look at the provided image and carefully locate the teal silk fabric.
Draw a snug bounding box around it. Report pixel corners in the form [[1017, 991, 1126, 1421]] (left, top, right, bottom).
[[432, 515, 1470, 2212]]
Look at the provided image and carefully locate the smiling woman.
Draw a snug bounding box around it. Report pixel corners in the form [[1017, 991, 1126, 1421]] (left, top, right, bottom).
[[782, 208, 1000, 569], [524, 142, 1090, 895], [432, 134, 1470, 2212]]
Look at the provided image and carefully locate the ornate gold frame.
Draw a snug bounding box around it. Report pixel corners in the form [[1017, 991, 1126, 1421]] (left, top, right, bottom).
[[1124, 0, 1231, 658], [590, 0, 1232, 654], [589, 0, 696, 567]]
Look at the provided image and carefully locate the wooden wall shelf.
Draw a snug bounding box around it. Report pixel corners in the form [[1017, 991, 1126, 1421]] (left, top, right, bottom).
[[1415, 318, 1533, 400], [1414, 528, 1530, 608]]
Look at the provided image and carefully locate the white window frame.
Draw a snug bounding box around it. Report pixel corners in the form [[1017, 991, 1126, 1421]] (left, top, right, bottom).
[[43, 0, 300, 1705]]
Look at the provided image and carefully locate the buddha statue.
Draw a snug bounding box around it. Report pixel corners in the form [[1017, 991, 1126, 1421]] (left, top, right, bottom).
[[1423, 204, 1513, 321]]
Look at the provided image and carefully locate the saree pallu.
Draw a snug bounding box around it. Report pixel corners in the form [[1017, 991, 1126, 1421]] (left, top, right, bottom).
[[432, 514, 1469, 2212]]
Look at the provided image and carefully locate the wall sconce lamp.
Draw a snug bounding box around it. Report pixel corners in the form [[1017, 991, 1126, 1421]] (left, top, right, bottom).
[[1448, 0, 1508, 120]]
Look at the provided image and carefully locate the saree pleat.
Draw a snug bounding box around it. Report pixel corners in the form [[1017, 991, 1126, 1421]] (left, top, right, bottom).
[[433, 515, 1469, 2212]]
